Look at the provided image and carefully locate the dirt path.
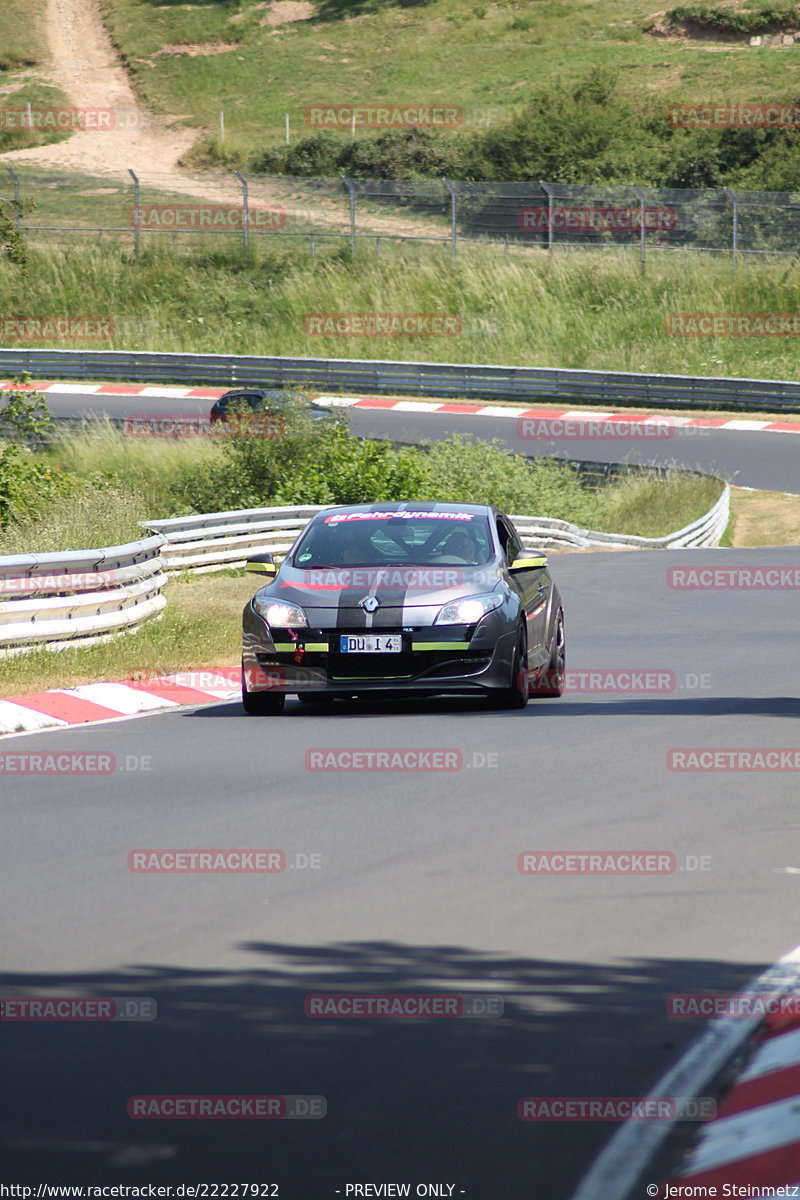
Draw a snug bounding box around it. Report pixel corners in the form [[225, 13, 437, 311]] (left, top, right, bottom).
[[1, 0, 198, 174]]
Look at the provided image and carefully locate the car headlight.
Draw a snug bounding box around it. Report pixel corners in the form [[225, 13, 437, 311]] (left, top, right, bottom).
[[435, 593, 503, 625], [252, 597, 308, 628]]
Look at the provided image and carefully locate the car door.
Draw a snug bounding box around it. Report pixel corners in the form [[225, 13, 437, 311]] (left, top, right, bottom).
[[497, 515, 551, 668]]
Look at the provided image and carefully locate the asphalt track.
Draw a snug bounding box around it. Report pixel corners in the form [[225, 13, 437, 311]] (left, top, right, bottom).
[[3, 547, 800, 1195], [43, 388, 800, 492]]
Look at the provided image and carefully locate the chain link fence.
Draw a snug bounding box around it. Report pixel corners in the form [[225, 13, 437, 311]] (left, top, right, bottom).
[[3, 165, 800, 263]]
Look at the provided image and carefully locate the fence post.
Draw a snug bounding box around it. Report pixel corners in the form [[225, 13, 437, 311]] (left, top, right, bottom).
[[234, 171, 249, 251], [540, 180, 554, 261], [128, 168, 140, 254], [724, 186, 738, 279], [341, 175, 356, 253], [631, 184, 646, 272], [442, 177, 457, 258]]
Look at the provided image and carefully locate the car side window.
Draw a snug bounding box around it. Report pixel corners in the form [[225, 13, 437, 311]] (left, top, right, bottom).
[[496, 517, 521, 564]]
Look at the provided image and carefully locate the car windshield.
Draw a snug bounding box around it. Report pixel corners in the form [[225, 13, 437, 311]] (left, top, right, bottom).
[[292, 512, 494, 568]]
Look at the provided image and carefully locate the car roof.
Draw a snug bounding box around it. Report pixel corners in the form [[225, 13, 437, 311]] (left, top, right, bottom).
[[309, 501, 498, 519]]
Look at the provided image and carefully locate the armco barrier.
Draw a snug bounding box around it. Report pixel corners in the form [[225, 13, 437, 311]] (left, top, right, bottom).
[[1, 348, 799, 412], [142, 485, 729, 572], [0, 535, 167, 655], [143, 506, 328, 572]]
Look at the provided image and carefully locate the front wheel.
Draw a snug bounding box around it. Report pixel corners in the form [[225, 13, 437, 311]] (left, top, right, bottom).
[[490, 625, 529, 710], [534, 608, 565, 697], [242, 661, 285, 715]]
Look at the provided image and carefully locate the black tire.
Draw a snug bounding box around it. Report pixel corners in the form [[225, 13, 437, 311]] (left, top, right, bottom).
[[534, 608, 565, 697], [490, 624, 529, 710], [242, 661, 285, 715]]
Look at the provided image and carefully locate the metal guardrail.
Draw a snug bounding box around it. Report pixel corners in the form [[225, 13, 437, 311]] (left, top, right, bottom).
[[144, 506, 327, 573], [0, 348, 799, 412], [0, 535, 167, 655], [142, 487, 730, 572]]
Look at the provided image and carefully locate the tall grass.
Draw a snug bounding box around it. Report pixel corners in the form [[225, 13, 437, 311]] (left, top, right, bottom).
[[1, 244, 799, 381]]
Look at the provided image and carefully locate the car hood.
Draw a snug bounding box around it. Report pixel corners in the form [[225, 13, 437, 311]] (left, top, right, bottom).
[[269, 562, 503, 610]]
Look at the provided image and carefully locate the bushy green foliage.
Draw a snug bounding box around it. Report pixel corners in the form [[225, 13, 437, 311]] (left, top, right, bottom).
[[253, 128, 474, 181], [248, 66, 800, 191], [0, 441, 78, 532], [666, 4, 800, 34]]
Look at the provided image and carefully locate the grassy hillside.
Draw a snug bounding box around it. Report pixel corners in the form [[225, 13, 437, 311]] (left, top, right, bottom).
[[95, 0, 800, 167]]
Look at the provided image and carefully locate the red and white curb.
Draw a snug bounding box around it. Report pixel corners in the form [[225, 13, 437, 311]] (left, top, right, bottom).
[[3, 381, 799, 435], [0, 381, 227, 400], [568, 944, 800, 1200], [661, 1013, 800, 1193], [315, 395, 800, 436], [0, 670, 241, 736]]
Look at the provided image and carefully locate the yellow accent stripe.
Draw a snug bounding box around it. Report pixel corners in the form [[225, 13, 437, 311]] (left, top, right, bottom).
[[272, 642, 328, 652], [411, 641, 471, 650]]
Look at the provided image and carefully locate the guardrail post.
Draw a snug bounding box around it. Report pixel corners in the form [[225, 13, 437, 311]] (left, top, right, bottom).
[[631, 184, 646, 273], [442, 177, 457, 259], [724, 187, 738, 279], [128, 169, 140, 255], [341, 175, 356, 253], [540, 181, 554, 262], [234, 171, 250, 251]]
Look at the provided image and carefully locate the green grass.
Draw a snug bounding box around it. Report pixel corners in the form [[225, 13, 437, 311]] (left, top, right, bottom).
[[92, 0, 800, 163], [0, 0, 48, 70], [2, 242, 800, 380]]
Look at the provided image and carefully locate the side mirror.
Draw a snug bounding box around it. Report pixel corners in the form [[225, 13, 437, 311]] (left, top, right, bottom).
[[245, 552, 277, 579], [509, 555, 547, 573]]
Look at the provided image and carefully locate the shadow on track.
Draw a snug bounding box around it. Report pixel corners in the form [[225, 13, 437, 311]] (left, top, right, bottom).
[[1, 943, 766, 1196]]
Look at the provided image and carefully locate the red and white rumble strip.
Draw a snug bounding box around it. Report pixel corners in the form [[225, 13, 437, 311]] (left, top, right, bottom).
[[1, 382, 798, 436], [312, 395, 800, 436], [661, 1012, 800, 1195], [0, 670, 240, 736]]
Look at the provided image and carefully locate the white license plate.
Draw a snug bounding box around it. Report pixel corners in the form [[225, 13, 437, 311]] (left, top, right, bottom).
[[339, 635, 402, 654]]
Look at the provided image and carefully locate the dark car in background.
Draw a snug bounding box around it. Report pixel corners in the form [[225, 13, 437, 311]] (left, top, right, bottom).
[[210, 388, 329, 428], [241, 501, 566, 714]]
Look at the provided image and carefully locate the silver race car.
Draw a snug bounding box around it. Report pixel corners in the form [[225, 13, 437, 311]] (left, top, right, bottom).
[[241, 501, 565, 713]]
